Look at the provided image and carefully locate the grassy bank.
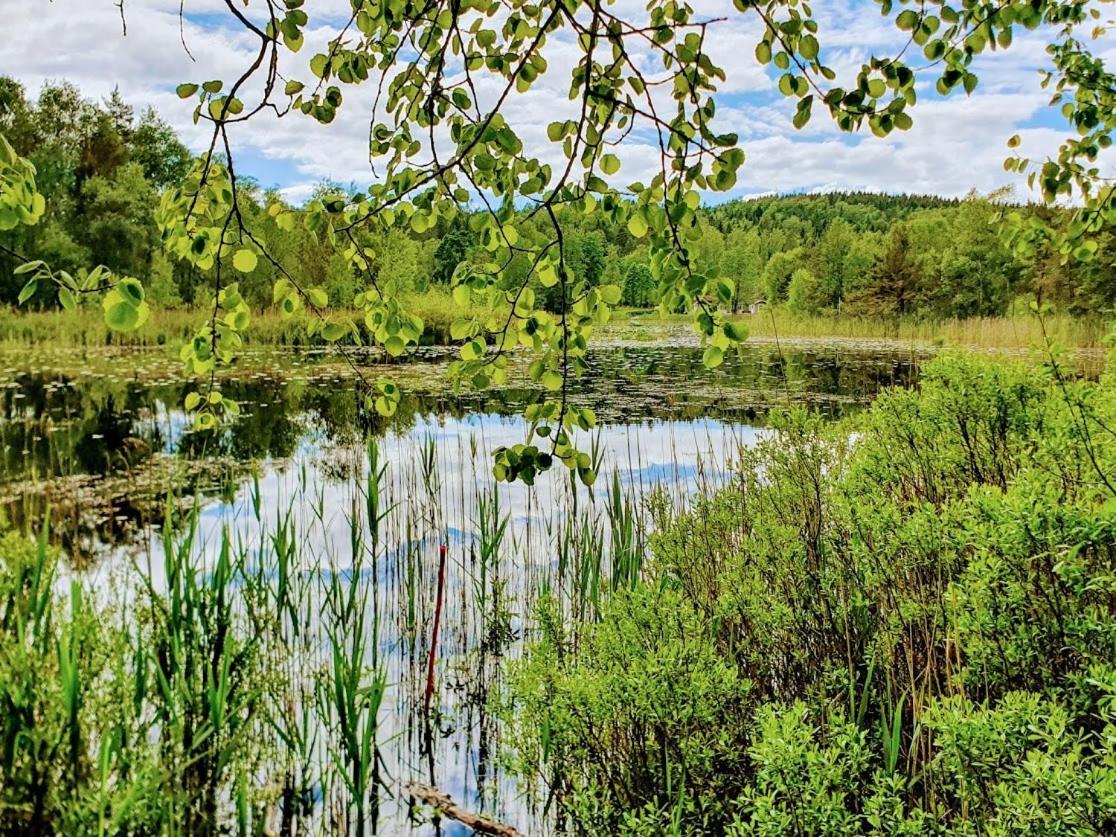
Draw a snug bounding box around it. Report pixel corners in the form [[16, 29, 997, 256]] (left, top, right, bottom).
[[0, 298, 1105, 353], [0, 288, 470, 350], [722, 309, 1109, 349]]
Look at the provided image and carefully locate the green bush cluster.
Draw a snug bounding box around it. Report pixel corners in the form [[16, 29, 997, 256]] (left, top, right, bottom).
[[502, 354, 1116, 834]]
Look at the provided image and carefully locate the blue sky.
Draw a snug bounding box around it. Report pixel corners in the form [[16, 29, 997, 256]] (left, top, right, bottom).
[[1, 0, 1109, 204]]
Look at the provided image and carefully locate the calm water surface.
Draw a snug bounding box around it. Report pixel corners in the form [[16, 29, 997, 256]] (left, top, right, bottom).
[[0, 339, 922, 833]]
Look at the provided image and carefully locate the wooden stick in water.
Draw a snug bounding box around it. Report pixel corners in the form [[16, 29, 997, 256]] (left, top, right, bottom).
[[406, 782, 525, 837], [424, 542, 448, 717]]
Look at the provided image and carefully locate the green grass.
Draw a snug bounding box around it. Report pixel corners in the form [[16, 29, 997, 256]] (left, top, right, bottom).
[[0, 287, 473, 350], [0, 297, 1104, 354], [620, 307, 1109, 350], [733, 308, 1109, 349]]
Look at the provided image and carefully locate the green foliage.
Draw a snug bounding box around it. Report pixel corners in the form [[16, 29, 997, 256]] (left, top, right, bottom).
[[504, 353, 1116, 833], [129, 107, 191, 190], [621, 262, 656, 308], [761, 247, 804, 305], [0, 511, 389, 834], [785, 266, 822, 314], [0, 134, 44, 232], [848, 223, 924, 315], [429, 221, 472, 286], [2, 0, 1114, 487], [502, 585, 752, 832]]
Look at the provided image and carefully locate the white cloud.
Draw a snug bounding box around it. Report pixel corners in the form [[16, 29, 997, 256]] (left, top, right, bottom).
[[0, 0, 1108, 201]]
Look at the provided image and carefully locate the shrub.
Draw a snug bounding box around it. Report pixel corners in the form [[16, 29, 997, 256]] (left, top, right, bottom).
[[501, 584, 752, 833], [503, 353, 1116, 833]]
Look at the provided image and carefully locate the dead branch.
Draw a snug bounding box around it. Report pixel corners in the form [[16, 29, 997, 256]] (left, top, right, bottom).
[[405, 782, 525, 837]]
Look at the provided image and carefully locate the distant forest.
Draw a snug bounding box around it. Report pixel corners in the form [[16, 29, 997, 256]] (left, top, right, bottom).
[[2, 78, 1113, 319]]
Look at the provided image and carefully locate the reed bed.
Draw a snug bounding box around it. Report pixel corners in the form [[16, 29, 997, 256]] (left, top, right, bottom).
[[0, 289, 471, 350], [3, 301, 1101, 355], [0, 408, 741, 834], [733, 308, 1108, 349]]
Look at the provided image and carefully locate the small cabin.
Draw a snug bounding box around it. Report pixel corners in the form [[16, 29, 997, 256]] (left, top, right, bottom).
[[747, 299, 767, 315]]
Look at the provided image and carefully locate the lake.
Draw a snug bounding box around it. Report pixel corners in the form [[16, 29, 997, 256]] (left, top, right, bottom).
[[0, 334, 923, 833]]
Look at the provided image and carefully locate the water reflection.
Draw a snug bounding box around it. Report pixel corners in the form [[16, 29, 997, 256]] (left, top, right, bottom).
[[0, 341, 923, 833], [0, 342, 919, 488], [152, 414, 752, 833]]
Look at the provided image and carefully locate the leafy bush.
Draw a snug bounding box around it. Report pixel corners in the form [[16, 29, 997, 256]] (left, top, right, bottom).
[[503, 353, 1116, 834], [502, 584, 752, 833]]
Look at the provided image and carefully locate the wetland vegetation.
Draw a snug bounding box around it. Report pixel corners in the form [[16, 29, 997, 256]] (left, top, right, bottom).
[[2, 1, 1115, 835]]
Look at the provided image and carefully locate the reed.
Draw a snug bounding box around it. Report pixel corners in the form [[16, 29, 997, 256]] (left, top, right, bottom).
[[0, 288, 476, 350], [0, 401, 736, 833], [729, 308, 1108, 349]]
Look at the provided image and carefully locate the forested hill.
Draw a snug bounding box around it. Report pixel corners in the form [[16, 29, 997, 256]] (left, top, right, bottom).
[[2, 77, 1113, 320], [709, 191, 966, 235]]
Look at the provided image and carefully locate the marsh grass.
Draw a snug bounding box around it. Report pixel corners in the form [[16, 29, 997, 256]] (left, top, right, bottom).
[[0, 288, 474, 350], [733, 308, 1109, 349], [615, 307, 1108, 350], [6, 298, 1102, 355], [0, 405, 732, 833]]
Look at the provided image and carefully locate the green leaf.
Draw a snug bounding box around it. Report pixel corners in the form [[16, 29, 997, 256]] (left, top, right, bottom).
[[18, 279, 37, 305], [58, 286, 76, 312], [450, 319, 472, 340], [322, 322, 348, 342], [117, 277, 145, 305], [702, 345, 724, 369], [232, 249, 258, 273], [461, 339, 484, 361], [627, 212, 648, 239], [538, 262, 559, 288], [541, 370, 563, 391], [176, 83, 199, 99], [897, 10, 919, 31], [724, 322, 749, 343], [599, 284, 622, 305], [600, 154, 620, 175], [104, 300, 140, 331]]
